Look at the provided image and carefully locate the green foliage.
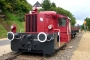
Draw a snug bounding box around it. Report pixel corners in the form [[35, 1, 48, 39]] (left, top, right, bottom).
[[0, 24, 7, 38], [15, 10, 25, 22], [84, 17, 90, 30], [0, 0, 32, 12], [3, 10, 25, 22], [12, 21, 24, 32], [0, 0, 29, 38], [71, 17, 76, 26], [81, 24, 84, 30], [4, 11, 18, 21], [4, 11, 19, 21], [0, 20, 24, 38], [41, 0, 76, 26], [0, 0, 32, 22], [51, 2, 56, 8], [42, 0, 51, 10], [50, 2, 57, 11]]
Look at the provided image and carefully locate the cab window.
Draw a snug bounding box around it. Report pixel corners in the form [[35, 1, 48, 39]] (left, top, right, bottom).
[[58, 18, 66, 26]]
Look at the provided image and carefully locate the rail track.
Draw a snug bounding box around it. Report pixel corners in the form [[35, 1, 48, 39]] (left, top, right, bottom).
[[5, 52, 22, 60], [2, 46, 66, 60], [5, 52, 47, 60]]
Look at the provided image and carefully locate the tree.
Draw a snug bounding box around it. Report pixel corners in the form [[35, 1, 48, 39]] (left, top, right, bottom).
[[51, 2, 56, 8], [50, 2, 57, 11], [81, 24, 84, 30], [84, 17, 90, 30], [0, 0, 12, 10], [0, 0, 32, 13], [0, 0, 32, 22], [42, 0, 51, 10]]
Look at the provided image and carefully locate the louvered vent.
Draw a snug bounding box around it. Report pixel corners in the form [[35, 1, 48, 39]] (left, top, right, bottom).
[[26, 14, 37, 32]]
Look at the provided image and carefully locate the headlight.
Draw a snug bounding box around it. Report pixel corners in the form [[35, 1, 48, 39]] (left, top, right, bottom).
[[37, 32, 47, 43], [48, 25, 52, 29], [11, 25, 14, 29], [7, 32, 15, 41]]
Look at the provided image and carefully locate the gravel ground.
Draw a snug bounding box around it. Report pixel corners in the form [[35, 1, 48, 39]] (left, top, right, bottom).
[[47, 33, 83, 60], [0, 33, 83, 60], [71, 32, 90, 60]]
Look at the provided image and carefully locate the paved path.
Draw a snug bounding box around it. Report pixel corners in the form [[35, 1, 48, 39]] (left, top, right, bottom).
[[0, 39, 11, 56], [0, 45, 11, 56], [0, 38, 8, 41], [0, 40, 10, 46], [71, 32, 90, 60]]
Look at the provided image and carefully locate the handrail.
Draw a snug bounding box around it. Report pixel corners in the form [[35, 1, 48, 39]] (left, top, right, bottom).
[[67, 26, 68, 35], [54, 29, 60, 47], [20, 29, 24, 33]]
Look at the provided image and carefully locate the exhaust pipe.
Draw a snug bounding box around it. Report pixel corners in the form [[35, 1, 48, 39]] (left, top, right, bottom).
[[7, 32, 15, 41]]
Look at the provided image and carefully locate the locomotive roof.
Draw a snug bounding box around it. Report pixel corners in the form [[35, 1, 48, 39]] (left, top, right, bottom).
[[59, 14, 71, 20], [40, 11, 56, 14]]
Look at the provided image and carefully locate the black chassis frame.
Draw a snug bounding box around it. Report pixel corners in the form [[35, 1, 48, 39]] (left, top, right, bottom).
[[11, 33, 57, 55]]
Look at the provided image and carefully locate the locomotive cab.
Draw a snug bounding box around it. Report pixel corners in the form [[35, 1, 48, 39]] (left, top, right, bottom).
[[57, 15, 71, 42], [54, 15, 71, 49]]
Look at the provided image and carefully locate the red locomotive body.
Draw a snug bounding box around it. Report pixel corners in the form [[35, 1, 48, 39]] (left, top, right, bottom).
[[7, 7, 76, 55]]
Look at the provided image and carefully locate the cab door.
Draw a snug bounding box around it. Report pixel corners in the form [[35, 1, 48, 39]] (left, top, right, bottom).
[[57, 17, 68, 42]]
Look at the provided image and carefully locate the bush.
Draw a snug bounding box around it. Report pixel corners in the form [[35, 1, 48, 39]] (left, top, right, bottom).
[[4, 10, 25, 22]]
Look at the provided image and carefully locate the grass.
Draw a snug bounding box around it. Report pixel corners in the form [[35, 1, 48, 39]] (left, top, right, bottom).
[[0, 11, 25, 38], [5, 11, 19, 21], [0, 24, 7, 38], [12, 21, 25, 32], [0, 20, 25, 38]]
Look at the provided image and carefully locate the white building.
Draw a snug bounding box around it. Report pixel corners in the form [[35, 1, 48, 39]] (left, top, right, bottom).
[[33, 1, 42, 9]]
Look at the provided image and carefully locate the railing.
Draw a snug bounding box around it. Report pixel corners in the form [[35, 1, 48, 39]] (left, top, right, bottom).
[[54, 29, 60, 47], [20, 29, 24, 33]]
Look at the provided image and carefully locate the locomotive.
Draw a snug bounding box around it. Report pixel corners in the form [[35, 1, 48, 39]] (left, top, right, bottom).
[[7, 7, 77, 55]]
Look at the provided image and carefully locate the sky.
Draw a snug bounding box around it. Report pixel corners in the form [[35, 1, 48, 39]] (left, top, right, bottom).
[[26, 0, 90, 25]]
